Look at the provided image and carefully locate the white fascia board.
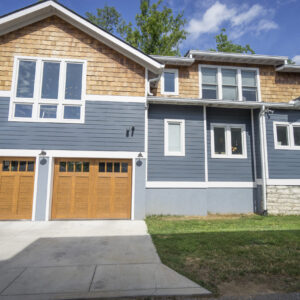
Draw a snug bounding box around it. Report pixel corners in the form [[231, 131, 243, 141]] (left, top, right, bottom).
[[86, 95, 146, 103], [0, 1, 164, 74], [266, 179, 300, 186]]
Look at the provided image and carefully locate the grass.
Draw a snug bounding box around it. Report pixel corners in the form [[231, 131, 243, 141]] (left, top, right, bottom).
[[146, 215, 300, 296]]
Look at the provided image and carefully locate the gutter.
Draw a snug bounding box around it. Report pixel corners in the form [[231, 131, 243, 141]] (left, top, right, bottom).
[[150, 55, 195, 66]]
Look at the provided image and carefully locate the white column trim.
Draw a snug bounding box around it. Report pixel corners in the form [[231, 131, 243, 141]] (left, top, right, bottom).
[[251, 109, 257, 181], [203, 105, 208, 182], [31, 156, 39, 221]]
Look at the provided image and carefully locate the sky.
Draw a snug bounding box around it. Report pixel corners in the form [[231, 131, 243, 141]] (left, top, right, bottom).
[[0, 0, 300, 62]]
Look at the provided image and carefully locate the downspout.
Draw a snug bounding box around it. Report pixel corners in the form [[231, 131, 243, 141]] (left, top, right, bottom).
[[147, 73, 162, 96], [259, 106, 268, 215]]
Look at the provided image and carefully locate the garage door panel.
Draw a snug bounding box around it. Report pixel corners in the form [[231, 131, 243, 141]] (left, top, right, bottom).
[[52, 159, 132, 220], [0, 158, 35, 220]]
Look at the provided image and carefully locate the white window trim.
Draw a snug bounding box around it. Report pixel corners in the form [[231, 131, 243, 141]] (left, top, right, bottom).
[[273, 121, 300, 150], [9, 56, 87, 124], [161, 68, 179, 95], [199, 65, 261, 102], [211, 123, 247, 159], [164, 119, 185, 156]]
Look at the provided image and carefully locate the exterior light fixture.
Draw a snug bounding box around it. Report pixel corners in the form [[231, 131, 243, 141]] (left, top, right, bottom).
[[39, 150, 47, 157], [294, 99, 300, 109], [136, 152, 143, 167]]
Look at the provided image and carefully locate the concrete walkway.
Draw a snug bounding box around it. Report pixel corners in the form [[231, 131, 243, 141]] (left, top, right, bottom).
[[0, 221, 210, 299]]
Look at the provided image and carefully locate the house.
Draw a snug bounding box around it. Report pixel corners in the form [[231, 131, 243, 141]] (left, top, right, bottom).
[[0, 0, 299, 221]]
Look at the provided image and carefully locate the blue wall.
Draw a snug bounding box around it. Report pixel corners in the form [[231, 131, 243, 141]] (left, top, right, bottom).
[[148, 104, 205, 181], [253, 109, 262, 179], [266, 109, 300, 179], [207, 107, 255, 182], [0, 98, 145, 152]]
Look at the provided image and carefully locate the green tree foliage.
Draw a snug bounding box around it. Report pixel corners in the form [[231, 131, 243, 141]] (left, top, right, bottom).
[[86, 0, 187, 56], [86, 5, 125, 36], [210, 28, 255, 54]]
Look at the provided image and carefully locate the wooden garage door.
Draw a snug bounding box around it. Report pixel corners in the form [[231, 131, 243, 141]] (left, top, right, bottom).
[[0, 158, 35, 220], [51, 158, 132, 219]]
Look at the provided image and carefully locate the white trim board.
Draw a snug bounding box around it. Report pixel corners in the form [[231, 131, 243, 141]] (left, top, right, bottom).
[[86, 95, 146, 103], [0, 149, 146, 159], [0, 91, 11, 97], [146, 181, 256, 188], [257, 179, 300, 186], [0, 0, 164, 74]]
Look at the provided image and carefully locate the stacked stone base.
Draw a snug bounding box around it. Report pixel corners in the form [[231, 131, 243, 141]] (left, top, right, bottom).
[[267, 185, 300, 215]]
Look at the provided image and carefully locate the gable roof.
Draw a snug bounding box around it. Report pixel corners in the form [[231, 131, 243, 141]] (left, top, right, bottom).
[[0, 0, 164, 74]]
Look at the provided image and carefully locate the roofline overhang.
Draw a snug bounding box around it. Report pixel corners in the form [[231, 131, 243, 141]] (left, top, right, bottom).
[[0, 0, 164, 74], [186, 50, 288, 67], [276, 64, 300, 73], [151, 55, 195, 66], [147, 96, 297, 110]]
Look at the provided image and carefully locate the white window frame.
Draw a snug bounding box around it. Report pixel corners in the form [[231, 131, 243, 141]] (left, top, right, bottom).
[[161, 69, 179, 95], [211, 123, 247, 159], [9, 56, 87, 124], [164, 119, 185, 156], [273, 121, 300, 150], [199, 65, 261, 102]]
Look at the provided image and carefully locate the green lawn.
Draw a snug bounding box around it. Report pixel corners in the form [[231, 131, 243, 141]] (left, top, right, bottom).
[[146, 215, 300, 296]]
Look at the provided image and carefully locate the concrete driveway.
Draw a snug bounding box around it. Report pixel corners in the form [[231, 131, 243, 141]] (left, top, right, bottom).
[[0, 221, 209, 299]]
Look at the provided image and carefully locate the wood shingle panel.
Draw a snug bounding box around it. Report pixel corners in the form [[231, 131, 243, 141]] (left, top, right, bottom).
[[0, 16, 145, 96]]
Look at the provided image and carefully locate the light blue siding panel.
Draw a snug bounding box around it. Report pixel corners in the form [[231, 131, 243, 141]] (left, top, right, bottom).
[[253, 109, 262, 179], [147, 104, 205, 181], [207, 107, 255, 181], [0, 98, 144, 151], [266, 109, 300, 179]]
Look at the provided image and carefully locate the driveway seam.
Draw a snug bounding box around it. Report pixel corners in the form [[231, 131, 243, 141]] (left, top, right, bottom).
[[0, 267, 27, 295], [88, 265, 97, 292]]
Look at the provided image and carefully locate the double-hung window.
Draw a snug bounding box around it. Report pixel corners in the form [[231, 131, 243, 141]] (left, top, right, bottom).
[[164, 119, 185, 156], [274, 122, 300, 149], [10, 56, 86, 123], [199, 65, 260, 102], [211, 123, 247, 158], [161, 69, 179, 95]]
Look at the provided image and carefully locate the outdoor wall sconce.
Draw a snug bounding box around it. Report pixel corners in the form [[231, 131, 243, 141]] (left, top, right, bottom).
[[39, 150, 47, 165], [126, 126, 135, 137], [136, 152, 143, 167]]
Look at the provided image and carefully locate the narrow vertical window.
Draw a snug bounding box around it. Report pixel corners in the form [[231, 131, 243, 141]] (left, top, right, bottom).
[[16, 60, 36, 98], [293, 126, 300, 146], [214, 127, 226, 154], [165, 119, 185, 156], [231, 127, 243, 155], [276, 125, 289, 146], [242, 70, 257, 101], [202, 67, 218, 99], [222, 69, 237, 100], [161, 69, 178, 95], [65, 63, 83, 100], [41, 62, 60, 100]]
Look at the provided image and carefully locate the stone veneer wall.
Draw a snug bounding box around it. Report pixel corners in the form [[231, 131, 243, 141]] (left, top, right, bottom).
[[267, 186, 300, 215]]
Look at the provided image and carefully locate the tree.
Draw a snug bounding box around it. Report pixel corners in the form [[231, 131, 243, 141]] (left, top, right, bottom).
[[86, 0, 187, 56], [86, 5, 125, 35], [210, 28, 255, 54]]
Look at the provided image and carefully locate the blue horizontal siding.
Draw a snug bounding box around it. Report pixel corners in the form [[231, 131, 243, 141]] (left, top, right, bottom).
[[266, 109, 300, 179], [253, 109, 262, 179], [0, 98, 144, 151], [207, 107, 255, 182], [147, 104, 205, 181]]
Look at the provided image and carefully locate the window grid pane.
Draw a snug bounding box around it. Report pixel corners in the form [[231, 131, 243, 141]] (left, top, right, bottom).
[[168, 122, 181, 153], [231, 128, 243, 155], [40, 105, 57, 119], [276, 125, 288, 146], [41, 62, 60, 99], [202, 85, 217, 99], [202, 68, 217, 84], [242, 71, 256, 87], [16, 60, 36, 98], [164, 72, 175, 93], [214, 127, 226, 154], [14, 104, 33, 118], [293, 127, 300, 146], [65, 63, 83, 100]]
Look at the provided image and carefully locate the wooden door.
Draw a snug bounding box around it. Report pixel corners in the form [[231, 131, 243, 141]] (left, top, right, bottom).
[[51, 158, 132, 219], [0, 157, 35, 220]]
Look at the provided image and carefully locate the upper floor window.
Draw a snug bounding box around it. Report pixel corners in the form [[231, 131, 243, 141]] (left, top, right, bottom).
[[164, 119, 185, 156], [211, 123, 247, 159], [274, 122, 300, 149], [10, 56, 86, 123], [161, 69, 179, 95], [199, 65, 260, 102]]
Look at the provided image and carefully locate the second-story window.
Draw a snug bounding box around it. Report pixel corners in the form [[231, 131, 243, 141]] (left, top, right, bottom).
[[161, 69, 178, 95], [199, 65, 260, 102], [10, 56, 86, 123]]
